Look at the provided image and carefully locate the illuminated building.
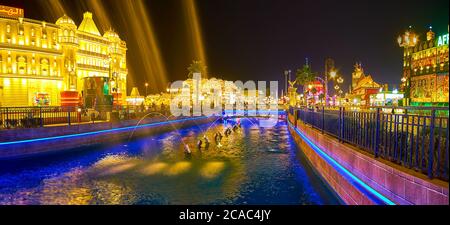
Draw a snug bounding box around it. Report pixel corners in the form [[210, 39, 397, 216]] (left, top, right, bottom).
[[369, 89, 404, 106], [126, 87, 144, 106], [0, 5, 127, 107], [347, 63, 382, 106], [398, 26, 449, 106], [305, 80, 325, 105]]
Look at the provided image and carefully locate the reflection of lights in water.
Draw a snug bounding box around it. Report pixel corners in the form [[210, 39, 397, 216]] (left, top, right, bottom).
[[0, 120, 338, 205], [91, 180, 134, 205], [65, 187, 93, 205], [100, 162, 136, 175], [140, 162, 168, 175], [92, 155, 139, 175], [200, 162, 225, 179], [40, 169, 94, 205], [93, 155, 130, 168], [164, 161, 192, 176]]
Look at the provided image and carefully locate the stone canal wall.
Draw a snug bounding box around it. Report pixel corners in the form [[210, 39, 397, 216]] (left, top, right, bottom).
[[0, 116, 215, 160], [288, 114, 449, 205]]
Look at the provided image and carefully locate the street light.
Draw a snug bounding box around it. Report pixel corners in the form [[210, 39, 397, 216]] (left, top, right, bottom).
[[145, 82, 149, 96], [329, 70, 337, 79]]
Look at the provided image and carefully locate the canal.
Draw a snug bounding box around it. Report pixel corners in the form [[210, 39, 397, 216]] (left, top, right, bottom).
[[0, 116, 341, 205]]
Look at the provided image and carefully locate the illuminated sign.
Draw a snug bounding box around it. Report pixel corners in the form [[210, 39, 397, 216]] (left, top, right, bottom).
[[437, 33, 449, 46], [0, 5, 24, 18]]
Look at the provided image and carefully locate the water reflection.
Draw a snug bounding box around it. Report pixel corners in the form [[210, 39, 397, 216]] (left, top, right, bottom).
[[0, 118, 340, 205]]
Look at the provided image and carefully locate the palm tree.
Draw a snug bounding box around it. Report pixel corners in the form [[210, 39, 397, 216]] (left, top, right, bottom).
[[295, 62, 316, 95], [187, 60, 207, 79]]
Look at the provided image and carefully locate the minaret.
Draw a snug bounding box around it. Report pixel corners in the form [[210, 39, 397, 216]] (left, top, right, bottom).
[[104, 28, 127, 105], [397, 26, 418, 106], [55, 14, 79, 91], [427, 26, 435, 41]]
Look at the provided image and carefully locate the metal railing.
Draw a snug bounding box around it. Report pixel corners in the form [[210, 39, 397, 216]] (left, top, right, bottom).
[[291, 106, 449, 181], [0, 105, 171, 130], [0, 106, 80, 129]]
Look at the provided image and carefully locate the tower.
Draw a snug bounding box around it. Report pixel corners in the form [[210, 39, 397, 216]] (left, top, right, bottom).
[[397, 26, 418, 106], [104, 28, 127, 105], [426, 26, 435, 41], [56, 15, 79, 91], [56, 15, 80, 107], [351, 62, 364, 90]]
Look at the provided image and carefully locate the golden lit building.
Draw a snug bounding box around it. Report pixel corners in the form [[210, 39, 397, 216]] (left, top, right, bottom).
[[347, 63, 382, 106], [0, 6, 127, 107], [398, 26, 449, 106]]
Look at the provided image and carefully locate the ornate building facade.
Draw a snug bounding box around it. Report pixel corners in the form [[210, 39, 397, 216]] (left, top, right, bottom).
[[0, 6, 127, 107], [347, 63, 382, 106], [398, 26, 449, 106]]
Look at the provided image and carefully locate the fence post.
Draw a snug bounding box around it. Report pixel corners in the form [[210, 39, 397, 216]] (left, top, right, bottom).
[[294, 109, 298, 127], [374, 108, 381, 158], [39, 107, 43, 127], [428, 109, 436, 179], [322, 106, 325, 134], [68, 107, 71, 126], [338, 107, 342, 142], [6, 108, 9, 129]]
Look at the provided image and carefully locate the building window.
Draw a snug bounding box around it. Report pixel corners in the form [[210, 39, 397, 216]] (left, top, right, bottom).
[[41, 59, 49, 76], [17, 56, 27, 74]]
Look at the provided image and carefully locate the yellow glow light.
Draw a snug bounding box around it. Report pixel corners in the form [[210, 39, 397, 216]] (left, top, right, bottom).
[[183, 0, 208, 76], [165, 161, 191, 176], [100, 162, 137, 176], [140, 162, 168, 175], [200, 162, 225, 179], [329, 71, 337, 78], [4, 78, 10, 86]]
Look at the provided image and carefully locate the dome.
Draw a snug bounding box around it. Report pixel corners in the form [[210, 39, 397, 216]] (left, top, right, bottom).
[[56, 14, 76, 27], [103, 29, 121, 41]]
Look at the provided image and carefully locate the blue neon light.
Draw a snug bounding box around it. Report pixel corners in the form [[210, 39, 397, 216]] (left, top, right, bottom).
[[288, 122, 395, 205], [0, 116, 208, 146], [223, 110, 284, 115]]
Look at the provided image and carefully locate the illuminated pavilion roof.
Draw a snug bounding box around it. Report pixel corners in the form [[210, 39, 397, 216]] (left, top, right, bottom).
[[103, 29, 121, 41], [354, 75, 381, 90], [55, 14, 76, 26], [78, 12, 101, 36]]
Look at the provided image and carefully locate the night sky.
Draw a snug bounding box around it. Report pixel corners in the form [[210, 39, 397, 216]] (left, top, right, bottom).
[[2, 0, 449, 94]]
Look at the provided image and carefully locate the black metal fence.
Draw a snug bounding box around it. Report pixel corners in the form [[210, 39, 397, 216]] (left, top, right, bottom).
[[0, 106, 80, 129], [292, 106, 449, 181], [0, 105, 171, 130]]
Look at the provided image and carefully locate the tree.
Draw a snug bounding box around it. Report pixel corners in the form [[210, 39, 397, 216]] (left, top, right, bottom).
[[187, 60, 207, 79], [295, 63, 316, 95]]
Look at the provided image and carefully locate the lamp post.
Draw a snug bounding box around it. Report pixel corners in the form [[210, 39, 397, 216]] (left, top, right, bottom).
[[284, 70, 291, 101], [145, 82, 149, 97]]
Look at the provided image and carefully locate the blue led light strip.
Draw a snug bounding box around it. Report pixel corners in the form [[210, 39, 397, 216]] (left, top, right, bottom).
[[223, 110, 283, 113], [288, 122, 395, 205], [0, 116, 208, 146]]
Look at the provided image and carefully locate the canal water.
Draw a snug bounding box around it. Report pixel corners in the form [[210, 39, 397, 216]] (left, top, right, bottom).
[[0, 116, 340, 205]]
